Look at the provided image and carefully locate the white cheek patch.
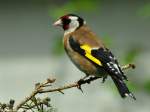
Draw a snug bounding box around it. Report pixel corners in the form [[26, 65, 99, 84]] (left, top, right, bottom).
[[69, 16, 78, 20], [64, 16, 79, 36]]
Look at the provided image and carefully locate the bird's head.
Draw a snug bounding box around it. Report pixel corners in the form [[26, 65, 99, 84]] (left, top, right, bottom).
[[53, 14, 86, 35]]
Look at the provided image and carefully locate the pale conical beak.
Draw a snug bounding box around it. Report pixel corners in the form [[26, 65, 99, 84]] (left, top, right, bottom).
[[53, 19, 62, 26]]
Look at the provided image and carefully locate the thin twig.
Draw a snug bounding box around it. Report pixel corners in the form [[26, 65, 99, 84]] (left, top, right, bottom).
[[14, 64, 135, 111], [121, 63, 136, 70]]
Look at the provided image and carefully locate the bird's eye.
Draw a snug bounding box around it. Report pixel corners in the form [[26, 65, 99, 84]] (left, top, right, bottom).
[[62, 18, 71, 30], [62, 18, 71, 25]]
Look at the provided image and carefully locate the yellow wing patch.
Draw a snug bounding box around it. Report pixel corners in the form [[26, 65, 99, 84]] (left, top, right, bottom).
[[80, 44, 102, 66]]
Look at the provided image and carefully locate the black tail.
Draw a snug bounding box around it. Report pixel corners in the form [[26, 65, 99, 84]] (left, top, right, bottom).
[[111, 76, 136, 100]]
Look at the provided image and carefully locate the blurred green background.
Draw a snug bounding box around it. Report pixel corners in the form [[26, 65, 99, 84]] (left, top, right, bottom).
[[0, 0, 150, 112]]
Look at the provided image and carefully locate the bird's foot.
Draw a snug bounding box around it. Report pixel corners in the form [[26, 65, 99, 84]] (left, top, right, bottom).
[[77, 76, 100, 92], [77, 76, 91, 92], [102, 76, 107, 83], [77, 79, 85, 93]]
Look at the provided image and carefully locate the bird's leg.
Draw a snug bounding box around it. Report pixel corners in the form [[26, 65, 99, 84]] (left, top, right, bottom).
[[85, 75, 97, 84], [78, 75, 88, 83], [102, 75, 107, 83]]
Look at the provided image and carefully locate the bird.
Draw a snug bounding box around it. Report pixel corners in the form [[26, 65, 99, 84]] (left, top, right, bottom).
[[53, 14, 136, 100]]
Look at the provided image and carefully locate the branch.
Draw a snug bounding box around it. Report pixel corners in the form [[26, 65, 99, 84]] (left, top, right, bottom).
[[13, 63, 135, 111], [39, 64, 136, 94], [121, 63, 135, 70]]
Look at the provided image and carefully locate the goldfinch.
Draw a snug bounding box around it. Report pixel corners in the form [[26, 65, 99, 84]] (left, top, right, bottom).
[[53, 14, 136, 100]]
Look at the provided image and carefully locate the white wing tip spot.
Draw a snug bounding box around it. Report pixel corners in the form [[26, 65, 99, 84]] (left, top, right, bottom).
[[125, 93, 129, 97]]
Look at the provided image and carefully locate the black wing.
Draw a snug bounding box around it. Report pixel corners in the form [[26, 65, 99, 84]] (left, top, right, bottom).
[[69, 37, 127, 80], [91, 48, 127, 80]]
